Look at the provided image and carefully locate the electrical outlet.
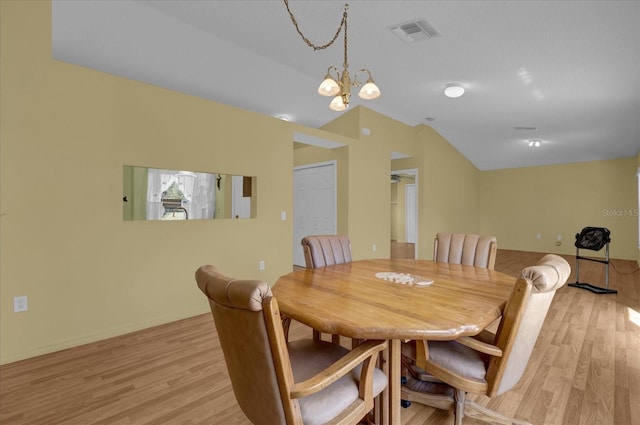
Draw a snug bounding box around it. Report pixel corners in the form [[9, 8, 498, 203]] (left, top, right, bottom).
[[372, 244, 377, 252], [259, 260, 265, 271], [14, 296, 28, 313]]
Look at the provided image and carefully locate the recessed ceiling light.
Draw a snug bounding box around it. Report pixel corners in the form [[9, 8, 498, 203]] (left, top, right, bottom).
[[275, 114, 290, 121], [528, 139, 541, 147], [444, 83, 465, 98]]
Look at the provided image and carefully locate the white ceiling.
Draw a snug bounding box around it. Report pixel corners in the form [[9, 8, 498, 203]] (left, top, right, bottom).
[[52, 0, 640, 170]]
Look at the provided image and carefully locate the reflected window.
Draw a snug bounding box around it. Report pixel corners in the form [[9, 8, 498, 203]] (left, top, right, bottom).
[[146, 169, 215, 221], [123, 166, 256, 221], [161, 182, 188, 220]]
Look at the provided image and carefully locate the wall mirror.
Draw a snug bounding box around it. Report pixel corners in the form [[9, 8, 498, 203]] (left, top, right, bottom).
[[123, 166, 256, 221]]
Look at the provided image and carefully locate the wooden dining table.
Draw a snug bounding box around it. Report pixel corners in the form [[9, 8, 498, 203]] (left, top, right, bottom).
[[272, 258, 517, 425]]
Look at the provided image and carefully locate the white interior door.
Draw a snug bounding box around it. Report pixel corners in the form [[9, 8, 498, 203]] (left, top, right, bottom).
[[293, 162, 337, 266]]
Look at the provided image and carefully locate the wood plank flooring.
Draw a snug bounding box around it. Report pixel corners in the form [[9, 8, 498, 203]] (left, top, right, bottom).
[[0, 250, 638, 425], [391, 241, 415, 260]]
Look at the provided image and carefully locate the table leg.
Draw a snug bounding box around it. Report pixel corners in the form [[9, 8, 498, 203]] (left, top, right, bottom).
[[380, 342, 389, 425], [388, 339, 401, 424]]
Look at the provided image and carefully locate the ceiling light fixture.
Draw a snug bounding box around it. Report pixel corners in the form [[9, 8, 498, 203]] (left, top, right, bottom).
[[528, 139, 541, 147], [444, 83, 465, 98], [275, 114, 291, 121], [284, 1, 381, 111]]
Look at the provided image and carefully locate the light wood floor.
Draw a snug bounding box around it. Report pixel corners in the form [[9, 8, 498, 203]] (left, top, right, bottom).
[[391, 241, 415, 260], [1, 250, 638, 425]]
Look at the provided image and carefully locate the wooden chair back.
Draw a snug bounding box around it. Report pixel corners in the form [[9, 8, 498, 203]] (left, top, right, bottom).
[[486, 254, 571, 396], [195, 264, 387, 425], [196, 265, 293, 423]]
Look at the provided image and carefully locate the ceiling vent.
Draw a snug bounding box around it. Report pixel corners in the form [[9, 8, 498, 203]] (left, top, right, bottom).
[[390, 19, 440, 43]]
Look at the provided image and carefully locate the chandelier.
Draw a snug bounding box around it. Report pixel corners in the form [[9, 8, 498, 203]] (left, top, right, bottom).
[[284, 1, 381, 111]]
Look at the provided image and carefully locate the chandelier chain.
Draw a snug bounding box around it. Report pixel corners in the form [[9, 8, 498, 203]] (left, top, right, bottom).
[[283, 1, 379, 111], [283, 0, 348, 52], [342, 5, 348, 69]]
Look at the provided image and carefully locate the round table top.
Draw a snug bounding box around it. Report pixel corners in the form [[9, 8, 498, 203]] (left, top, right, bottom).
[[273, 259, 516, 340]]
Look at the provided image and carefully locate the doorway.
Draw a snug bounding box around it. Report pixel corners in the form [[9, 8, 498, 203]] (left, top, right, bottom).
[[293, 161, 337, 267], [390, 168, 418, 259]]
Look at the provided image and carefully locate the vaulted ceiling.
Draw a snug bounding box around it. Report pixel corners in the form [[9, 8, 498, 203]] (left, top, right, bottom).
[[52, 0, 640, 170]]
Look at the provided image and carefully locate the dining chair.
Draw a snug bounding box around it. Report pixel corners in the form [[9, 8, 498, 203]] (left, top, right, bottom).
[[433, 233, 497, 270], [284, 235, 354, 345], [433, 233, 500, 334], [401, 254, 571, 425], [195, 264, 388, 425], [302, 234, 353, 268]]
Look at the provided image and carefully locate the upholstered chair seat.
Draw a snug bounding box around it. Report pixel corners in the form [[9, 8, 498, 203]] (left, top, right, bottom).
[[288, 340, 387, 424], [196, 264, 387, 425]]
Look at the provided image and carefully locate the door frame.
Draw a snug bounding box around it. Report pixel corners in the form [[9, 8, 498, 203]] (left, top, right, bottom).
[[293, 160, 338, 266], [392, 168, 418, 258]]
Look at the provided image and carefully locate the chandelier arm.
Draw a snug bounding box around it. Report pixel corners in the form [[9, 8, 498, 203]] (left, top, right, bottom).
[[283, 0, 348, 51], [353, 69, 370, 86], [328, 66, 340, 80]]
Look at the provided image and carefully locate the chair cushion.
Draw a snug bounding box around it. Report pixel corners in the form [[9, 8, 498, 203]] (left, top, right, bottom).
[[288, 339, 387, 425], [402, 340, 488, 383]]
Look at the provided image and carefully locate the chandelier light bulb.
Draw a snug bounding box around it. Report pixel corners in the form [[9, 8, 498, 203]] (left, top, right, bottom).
[[358, 78, 381, 100], [318, 73, 340, 97], [329, 95, 347, 111]]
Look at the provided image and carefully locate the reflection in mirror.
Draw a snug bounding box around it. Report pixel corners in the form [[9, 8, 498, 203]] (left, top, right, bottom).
[[123, 166, 256, 220]]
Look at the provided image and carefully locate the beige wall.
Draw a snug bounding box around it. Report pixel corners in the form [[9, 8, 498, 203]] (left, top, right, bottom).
[[389, 127, 482, 261], [292, 110, 483, 262], [479, 157, 639, 260], [294, 107, 425, 259], [1, 1, 637, 364], [1, 1, 296, 363]]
